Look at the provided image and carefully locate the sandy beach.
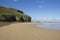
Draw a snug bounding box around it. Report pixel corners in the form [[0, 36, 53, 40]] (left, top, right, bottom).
[[0, 22, 60, 40]]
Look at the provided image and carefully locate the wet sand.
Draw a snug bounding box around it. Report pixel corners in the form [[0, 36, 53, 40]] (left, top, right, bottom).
[[0, 22, 60, 40]]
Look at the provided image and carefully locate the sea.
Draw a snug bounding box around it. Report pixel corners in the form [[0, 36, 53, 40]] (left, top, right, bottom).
[[36, 22, 60, 30]]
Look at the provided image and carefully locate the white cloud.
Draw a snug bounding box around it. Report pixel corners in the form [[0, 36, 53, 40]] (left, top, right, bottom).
[[39, 6, 42, 8], [36, 0, 47, 9], [39, 5, 47, 8]]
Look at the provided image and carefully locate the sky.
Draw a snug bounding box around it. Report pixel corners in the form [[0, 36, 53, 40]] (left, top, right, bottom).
[[0, 0, 60, 21]]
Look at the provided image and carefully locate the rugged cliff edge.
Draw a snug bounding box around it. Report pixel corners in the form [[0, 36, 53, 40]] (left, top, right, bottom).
[[0, 6, 31, 22]]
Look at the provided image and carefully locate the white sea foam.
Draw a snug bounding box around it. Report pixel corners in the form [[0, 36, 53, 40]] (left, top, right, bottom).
[[37, 22, 60, 30]]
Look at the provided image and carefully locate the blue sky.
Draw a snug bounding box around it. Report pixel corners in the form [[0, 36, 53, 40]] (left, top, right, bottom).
[[0, 0, 60, 21]]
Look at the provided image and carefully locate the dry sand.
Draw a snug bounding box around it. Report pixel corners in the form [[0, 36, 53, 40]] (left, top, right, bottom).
[[0, 22, 60, 40]]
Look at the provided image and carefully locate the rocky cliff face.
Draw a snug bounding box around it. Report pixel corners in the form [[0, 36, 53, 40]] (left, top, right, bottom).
[[0, 6, 31, 22]]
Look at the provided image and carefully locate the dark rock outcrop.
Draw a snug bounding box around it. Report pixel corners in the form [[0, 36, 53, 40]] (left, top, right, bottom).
[[2, 15, 16, 22], [28, 17, 31, 22], [17, 10, 24, 14]]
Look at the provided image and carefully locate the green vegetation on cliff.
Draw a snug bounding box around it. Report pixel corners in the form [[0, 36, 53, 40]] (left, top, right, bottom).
[[0, 6, 31, 22]]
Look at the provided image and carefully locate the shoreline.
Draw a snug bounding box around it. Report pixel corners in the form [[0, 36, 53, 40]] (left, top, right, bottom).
[[0, 22, 60, 40]]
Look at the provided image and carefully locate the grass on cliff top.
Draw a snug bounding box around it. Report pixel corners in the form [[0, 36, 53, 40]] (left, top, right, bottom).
[[0, 6, 31, 19]]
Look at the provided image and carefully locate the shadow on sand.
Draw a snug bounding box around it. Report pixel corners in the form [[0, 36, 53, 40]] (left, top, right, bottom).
[[0, 22, 13, 27]]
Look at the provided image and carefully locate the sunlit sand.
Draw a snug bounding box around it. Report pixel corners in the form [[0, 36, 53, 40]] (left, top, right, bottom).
[[0, 22, 60, 40]]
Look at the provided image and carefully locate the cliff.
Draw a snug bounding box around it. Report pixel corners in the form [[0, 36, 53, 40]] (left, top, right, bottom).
[[0, 6, 31, 22]]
